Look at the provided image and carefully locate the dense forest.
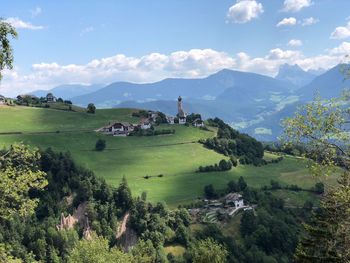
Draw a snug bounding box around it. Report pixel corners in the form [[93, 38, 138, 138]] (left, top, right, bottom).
[[200, 118, 264, 166], [0, 143, 317, 263]]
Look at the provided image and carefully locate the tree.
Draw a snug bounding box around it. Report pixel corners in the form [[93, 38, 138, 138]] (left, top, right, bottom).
[[115, 176, 133, 212], [282, 91, 350, 262], [314, 182, 324, 194], [238, 176, 247, 191], [204, 184, 216, 199], [219, 159, 232, 171], [0, 143, 48, 219], [227, 180, 239, 192], [0, 20, 18, 81], [189, 238, 228, 263], [95, 139, 106, 151], [131, 240, 157, 262], [68, 235, 132, 263], [296, 173, 350, 262], [87, 103, 96, 114], [240, 210, 257, 237], [230, 156, 238, 167]]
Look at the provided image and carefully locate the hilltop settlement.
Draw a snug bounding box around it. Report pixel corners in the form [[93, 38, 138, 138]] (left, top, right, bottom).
[[97, 96, 204, 136]]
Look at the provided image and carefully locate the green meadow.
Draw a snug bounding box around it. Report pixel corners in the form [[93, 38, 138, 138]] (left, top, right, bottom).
[[0, 106, 335, 206]]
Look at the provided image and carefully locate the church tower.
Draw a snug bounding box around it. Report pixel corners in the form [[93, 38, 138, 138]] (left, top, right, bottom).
[[177, 96, 185, 117], [177, 96, 186, 124]]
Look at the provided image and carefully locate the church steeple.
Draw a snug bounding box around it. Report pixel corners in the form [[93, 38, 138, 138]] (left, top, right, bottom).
[[177, 96, 185, 118]]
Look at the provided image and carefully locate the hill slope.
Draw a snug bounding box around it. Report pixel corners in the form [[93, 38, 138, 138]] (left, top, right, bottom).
[[0, 106, 336, 206]]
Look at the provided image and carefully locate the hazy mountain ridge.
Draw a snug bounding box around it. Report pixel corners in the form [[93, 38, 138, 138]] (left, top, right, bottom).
[[35, 64, 348, 141], [31, 84, 104, 99]]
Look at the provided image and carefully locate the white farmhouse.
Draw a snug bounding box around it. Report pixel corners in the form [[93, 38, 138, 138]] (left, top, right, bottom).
[[192, 118, 204, 127], [140, 121, 152, 130], [166, 116, 175, 124], [225, 193, 244, 209]]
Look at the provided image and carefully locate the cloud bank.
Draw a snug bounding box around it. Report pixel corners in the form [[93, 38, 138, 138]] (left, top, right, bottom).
[[1, 42, 349, 97]]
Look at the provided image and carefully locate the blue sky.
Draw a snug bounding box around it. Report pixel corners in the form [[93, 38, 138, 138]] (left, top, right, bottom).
[[1, 0, 350, 96]]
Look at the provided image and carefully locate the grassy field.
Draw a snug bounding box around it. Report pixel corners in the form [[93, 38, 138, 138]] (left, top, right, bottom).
[[0, 106, 337, 207]]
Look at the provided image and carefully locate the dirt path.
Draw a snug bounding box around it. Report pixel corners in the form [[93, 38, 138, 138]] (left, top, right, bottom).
[[116, 213, 130, 239]]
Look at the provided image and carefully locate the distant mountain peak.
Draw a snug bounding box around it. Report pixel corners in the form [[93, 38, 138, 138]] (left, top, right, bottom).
[[276, 63, 316, 88]]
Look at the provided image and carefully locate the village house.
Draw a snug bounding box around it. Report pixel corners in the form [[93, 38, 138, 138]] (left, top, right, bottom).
[[225, 193, 244, 209], [0, 95, 5, 105], [148, 111, 158, 122], [192, 118, 204, 127], [99, 122, 135, 136], [46, 92, 56, 103], [111, 122, 134, 136], [166, 116, 175, 124], [140, 121, 152, 130], [17, 94, 39, 104]]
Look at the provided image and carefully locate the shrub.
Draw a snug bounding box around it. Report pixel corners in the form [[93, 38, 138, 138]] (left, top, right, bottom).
[[314, 182, 325, 194], [95, 139, 106, 151]]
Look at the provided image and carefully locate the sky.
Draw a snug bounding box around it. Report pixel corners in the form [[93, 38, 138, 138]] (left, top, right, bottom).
[[1, 0, 350, 96]]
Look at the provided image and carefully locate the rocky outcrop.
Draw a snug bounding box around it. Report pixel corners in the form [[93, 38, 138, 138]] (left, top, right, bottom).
[[56, 213, 77, 230]]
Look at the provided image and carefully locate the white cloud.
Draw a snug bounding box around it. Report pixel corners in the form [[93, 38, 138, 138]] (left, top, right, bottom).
[[276, 17, 297, 27], [282, 0, 313, 12], [227, 0, 264, 24], [30, 7, 42, 17], [330, 21, 350, 39], [1, 44, 348, 97], [80, 26, 94, 36], [329, 42, 350, 55], [288, 39, 303, 47], [4, 17, 44, 30], [301, 17, 319, 26]]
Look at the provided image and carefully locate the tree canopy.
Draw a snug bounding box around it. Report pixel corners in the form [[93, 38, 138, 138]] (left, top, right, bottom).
[[0, 19, 17, 81], [0, 143, 47, 219]]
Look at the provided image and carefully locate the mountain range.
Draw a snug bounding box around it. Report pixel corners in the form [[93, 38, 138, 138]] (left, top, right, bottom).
[[31, 64, 350, 141], [32, 84, 104, 99]]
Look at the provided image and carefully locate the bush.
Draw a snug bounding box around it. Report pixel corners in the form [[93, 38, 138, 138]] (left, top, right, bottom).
[[314, 182, 324, 194], [198, 159, 232, 173], [230, 156, 238, 167], [87, 103, 96, 114], [95, 139, 106, 151]]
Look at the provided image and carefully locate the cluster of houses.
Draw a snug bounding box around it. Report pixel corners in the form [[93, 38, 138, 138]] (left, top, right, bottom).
[[0, 95, 5, 105], [16, 92, 57, 104], [189, 192, 253, 223], [98, 96, 204, 136]]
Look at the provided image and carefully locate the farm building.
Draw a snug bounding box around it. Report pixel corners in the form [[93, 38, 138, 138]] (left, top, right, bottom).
[[166, 116, 175, 124], [140, 121, 152, 130], [46, 93, 56, 102], [0, 95, 5, 105], [148, 111, 158, 122], [225, 193, 244, 209], [192, 118, 204, 127], [98, 122, 135, 136]]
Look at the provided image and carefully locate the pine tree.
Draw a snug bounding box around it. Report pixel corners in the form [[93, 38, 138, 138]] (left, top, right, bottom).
[[296, 172, 350, 263]]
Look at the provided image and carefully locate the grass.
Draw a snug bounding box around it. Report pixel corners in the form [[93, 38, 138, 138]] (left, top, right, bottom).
[[0, 106, 337, 207]]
